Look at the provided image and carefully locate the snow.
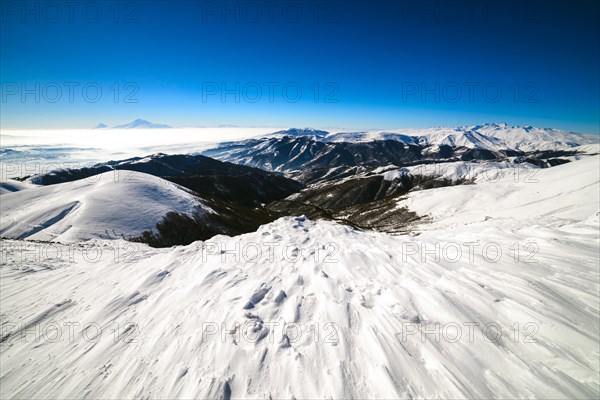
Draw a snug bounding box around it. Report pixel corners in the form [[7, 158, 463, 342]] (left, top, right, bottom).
[[2, 125, 597, 180], [471, 123, 597, 152], [269, 128, 329, 139], [573, 143, 600, 155], [1, 157, 598, 399], [324, 131, 419, 145], [397, 155, 600, 231], [0, 171, 207, 242], [379, 160, 540, 183], [324, 123, 599, 152], [0, 179, 38, 195]]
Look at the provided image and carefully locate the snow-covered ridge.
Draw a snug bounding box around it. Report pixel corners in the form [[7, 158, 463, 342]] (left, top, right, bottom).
[[268, 128, 329, 138], [374, 160, 540, 183], [0, 171, 208, 242], [322, 123, 599, 152]]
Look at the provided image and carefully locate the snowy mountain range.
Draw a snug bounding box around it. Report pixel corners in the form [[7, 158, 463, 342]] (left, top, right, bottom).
[[201, 124, 598, 184], [321, 123, 598, 152], [2, 123, 598, 244]]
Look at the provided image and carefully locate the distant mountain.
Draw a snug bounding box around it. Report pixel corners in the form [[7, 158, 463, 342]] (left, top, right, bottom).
[[269, 128, 330, 138], [323, 123, 598, 152], [202, 123, 598, 183], [94, 123, 108, 129], [112, 119, 172, 129]]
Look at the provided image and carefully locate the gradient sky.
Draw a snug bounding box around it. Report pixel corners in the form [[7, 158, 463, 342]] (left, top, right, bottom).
[[1, 0, 599, 133]]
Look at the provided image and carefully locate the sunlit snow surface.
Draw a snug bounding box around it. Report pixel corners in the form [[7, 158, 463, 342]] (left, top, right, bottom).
[[0, 171, 207, 242], [1, 156, 598, 399]]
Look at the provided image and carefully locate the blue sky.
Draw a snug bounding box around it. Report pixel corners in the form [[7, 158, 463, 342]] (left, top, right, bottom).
[[1, 0, 599, 133]]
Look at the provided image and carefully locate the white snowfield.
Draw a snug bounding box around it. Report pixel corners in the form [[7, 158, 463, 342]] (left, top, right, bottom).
[[0, 157, 598, 399], [0, 171, 205, 242]]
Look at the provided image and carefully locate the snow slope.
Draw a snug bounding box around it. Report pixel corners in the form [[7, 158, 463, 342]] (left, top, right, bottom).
[[372, 160, 540, 183], [0, 157, 598, 399], [0, 171, 206, 242], [398, 155, 600, 231], [0, 179, 37, 195]]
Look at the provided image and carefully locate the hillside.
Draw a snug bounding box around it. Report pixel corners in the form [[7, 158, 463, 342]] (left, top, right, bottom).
[[0, 171, 206, 242], [1, 156, 598, 398]]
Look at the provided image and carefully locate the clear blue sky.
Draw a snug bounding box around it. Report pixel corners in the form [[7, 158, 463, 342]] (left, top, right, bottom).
[[1, 0, 599, 133]]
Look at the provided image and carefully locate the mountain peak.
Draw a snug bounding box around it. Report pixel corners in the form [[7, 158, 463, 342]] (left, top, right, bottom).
[[112, 119, 172, 129], [271, 128, 330, 138]]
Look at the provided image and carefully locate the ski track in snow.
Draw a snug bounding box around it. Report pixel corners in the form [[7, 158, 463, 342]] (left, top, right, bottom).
[[0, 157, 598, 399]]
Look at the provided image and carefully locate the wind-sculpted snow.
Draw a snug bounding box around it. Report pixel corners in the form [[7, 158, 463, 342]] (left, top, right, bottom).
[[0, 171, 206, 242], [0, 157, 598, 399]]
